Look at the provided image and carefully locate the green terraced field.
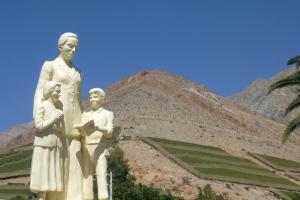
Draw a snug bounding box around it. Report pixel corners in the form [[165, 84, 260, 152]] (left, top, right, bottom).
[[144, 137, 300, 191], [0, 185, 30, 199], [282, 191, 300, 200], [148, 137, 225, 152], [0, 158, 31, 173], [0, 149, 33, 174], [0, 146, 32, 180], [286, 173, 300, 182], [249, 153, 300, 173], [178, 155, 266, 172], [196, 168, 295, 186], [0, 150, 19, 159], [0, 149, 32, 166], [271, 189, 300, 200]]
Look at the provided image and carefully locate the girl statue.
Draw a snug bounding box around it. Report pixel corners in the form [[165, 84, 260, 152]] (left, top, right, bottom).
[[30, 81, 64, 200]]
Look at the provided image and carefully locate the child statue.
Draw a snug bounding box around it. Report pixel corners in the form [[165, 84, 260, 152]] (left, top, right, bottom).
[[75, 88, 113, 200], [30, 81, 65, 200]]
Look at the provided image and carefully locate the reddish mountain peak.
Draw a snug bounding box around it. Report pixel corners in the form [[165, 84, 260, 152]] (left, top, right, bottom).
[[127, 71, 150, 82], [106, 70, 209, 97]]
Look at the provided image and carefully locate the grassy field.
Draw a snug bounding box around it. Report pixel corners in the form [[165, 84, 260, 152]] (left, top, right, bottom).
[[249, 153, 300, 173], [286, 173, 300, 182], [0, 149, 32, 199], [0, 185, 30, 199], [271, 189, 300, 200], [0, 149, 32, 174], [144, 137, 300, 191]]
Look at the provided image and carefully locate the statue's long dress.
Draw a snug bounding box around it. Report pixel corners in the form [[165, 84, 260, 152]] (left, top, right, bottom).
[[34, 57, 83, 200], [30, 100, 63, 193]]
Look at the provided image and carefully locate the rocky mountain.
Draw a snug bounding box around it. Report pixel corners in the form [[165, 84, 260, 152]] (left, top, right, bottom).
[[228, 67, 299, 123], [105, 71, 300, 160], [0, 122, 35, 148], [2, 70, 300, 200], [2, 70, 300, 160]]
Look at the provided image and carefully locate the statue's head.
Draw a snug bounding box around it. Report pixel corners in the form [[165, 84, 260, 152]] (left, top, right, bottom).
[[89, 88, 105, 111], [43, 81, 61, 102], [58, 32, 78, 62]]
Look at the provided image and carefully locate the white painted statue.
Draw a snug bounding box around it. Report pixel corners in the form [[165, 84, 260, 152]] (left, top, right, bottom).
[[75, 88, 114, 200], [31, 33, 114, 200], [30, 81, 64, 199], [32, 32, 84, 200]]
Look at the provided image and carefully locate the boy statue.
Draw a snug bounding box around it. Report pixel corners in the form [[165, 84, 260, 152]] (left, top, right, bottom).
[[76, 88, 113, 200]]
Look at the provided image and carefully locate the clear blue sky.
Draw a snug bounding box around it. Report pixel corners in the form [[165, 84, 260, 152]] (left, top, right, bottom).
[[0, 0, 299, 131]]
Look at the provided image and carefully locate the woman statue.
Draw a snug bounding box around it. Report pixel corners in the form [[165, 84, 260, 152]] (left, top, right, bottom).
[[33, 32, 83, 200]]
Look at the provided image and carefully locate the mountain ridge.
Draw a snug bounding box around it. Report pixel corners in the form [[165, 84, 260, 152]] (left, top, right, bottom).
[[1, 70, 300, 161], [228, 67, 300, 123]]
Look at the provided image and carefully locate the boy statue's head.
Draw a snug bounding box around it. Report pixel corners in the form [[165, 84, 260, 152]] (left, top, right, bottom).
[[43, 81, 61, 102], [89, 88, 105, 111]]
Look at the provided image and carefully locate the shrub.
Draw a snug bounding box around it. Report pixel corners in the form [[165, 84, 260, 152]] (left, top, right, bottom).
[[195, 185, 226, 200], [10, 196, 26, 200]]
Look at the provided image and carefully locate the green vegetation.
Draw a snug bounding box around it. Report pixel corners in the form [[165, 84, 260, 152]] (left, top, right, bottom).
[[287, 173, 300, 182], [164, 146, 252, 163], [146, 137, 300, 191], [195, 185, 226, 200], [148, 137, 225, 152], [0, 149, 32, 166], [108, 146, 184, 200], [0, 147, 32, 178], [282, 191, 300, 200], [259, 154, 300, 169], [272, 189, 300, 200], [0, 150, 19, 159], [196, 168, 296, 186], [179, 156, 266, 172], [0, 185, 31, 199], [250, 153, 300, 172], [0, 158, 31, 173], [268, 55, 300, 143]]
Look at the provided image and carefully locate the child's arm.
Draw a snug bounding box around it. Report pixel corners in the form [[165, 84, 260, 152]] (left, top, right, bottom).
[[96, 112, 114, 138], [35, 106, 63, 132]]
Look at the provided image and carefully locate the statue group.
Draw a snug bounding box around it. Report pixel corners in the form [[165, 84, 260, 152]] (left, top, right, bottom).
[[30, 33, 114, 200]]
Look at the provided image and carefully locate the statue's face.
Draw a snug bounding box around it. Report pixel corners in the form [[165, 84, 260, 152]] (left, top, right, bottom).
[[89, 93, 104, 110], [50, 85, 61, 102], [59, 37, 78, 61]]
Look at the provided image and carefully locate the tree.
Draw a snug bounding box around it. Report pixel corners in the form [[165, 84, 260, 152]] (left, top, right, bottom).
[[268, 55, 300, 143]]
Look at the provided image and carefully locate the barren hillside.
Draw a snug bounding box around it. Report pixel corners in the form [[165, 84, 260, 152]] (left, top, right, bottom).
[[102, 70, 300, 161], [2, 70, 300, 160]]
